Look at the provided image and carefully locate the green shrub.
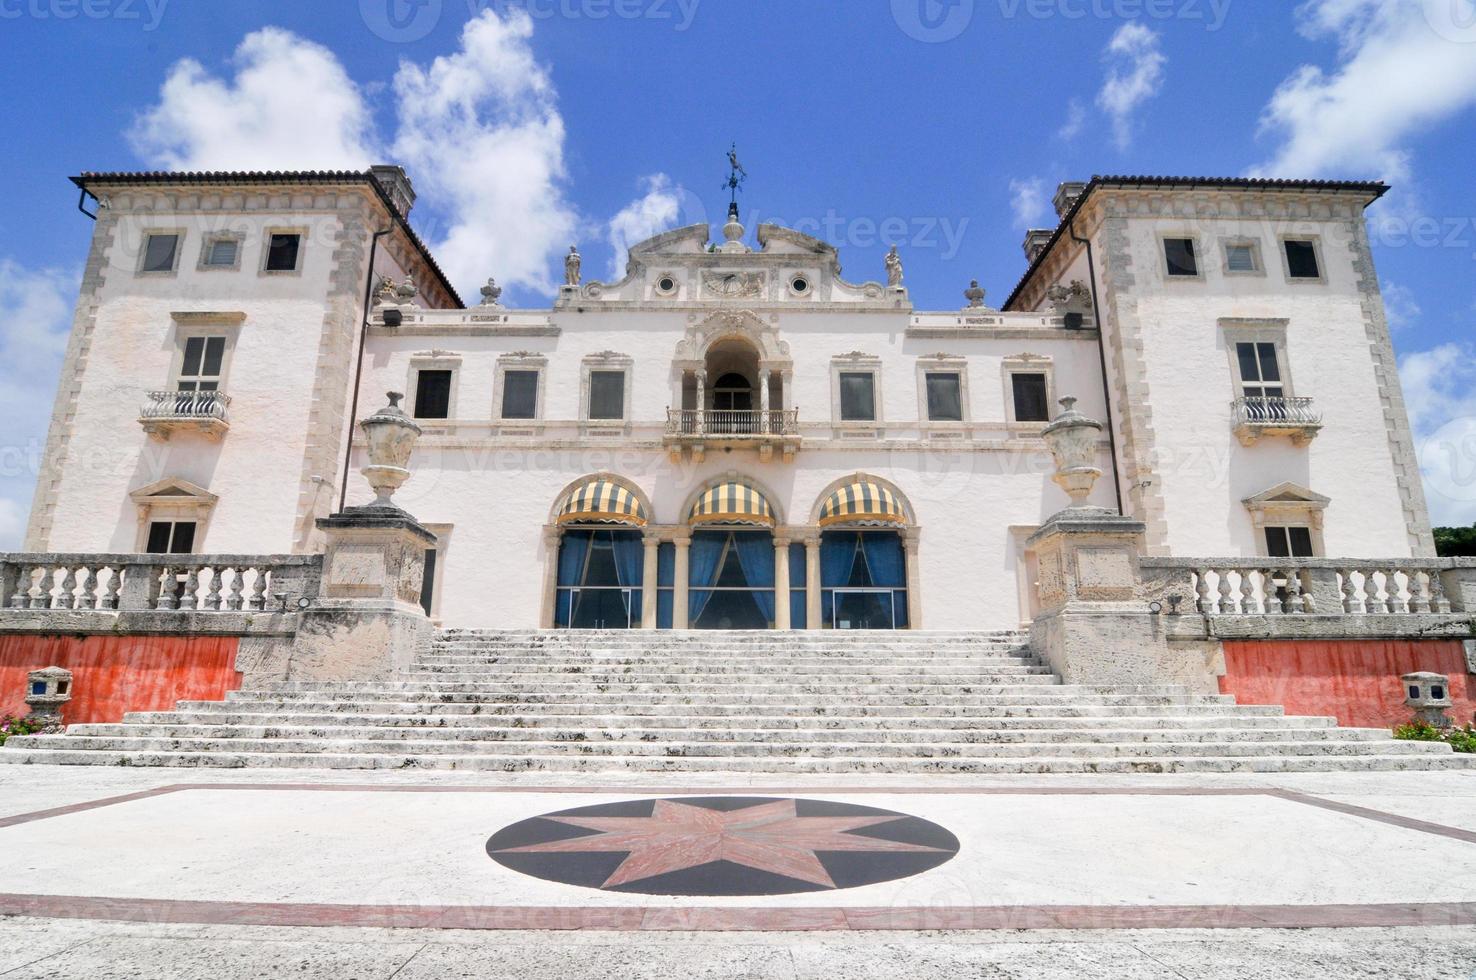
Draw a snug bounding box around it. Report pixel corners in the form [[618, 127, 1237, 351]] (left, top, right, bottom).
[[0, 714, 43, 746], [1394, 719, 1476, 753]]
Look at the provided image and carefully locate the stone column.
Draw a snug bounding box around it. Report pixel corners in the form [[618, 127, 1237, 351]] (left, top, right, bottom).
[[903, 527, 922, 629], [773, 532, 791, 630], [804, 531, 822, 630], [538, 526, 561, 629], [640, 532, 660, 629], [695, 371, 707, 436], [672, 531, 692, 629], [759, 368, 771, 434]]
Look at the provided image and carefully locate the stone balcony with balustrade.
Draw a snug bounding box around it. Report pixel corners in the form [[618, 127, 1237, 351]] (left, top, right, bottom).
[[663, 408, 801, 463], [138, 389, 231, 441], [1231, 396, 1322, 447]]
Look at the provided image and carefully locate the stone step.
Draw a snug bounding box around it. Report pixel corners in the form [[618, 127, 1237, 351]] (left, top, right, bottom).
[[410, 660, 1047, 674], [10, 734, 1442, 760], [258, 678, 1082, 695], [0, 747, 1464, 774], [125, 710, 1325, 731], [66, 723, 1390, 745], [181, 698, 1280, 718], [428, 641, 1032, 653], [223, 690, 1228, 705]]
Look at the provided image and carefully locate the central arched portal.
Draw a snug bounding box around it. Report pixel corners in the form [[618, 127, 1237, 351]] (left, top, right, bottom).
[[687, 481, 777, 630]]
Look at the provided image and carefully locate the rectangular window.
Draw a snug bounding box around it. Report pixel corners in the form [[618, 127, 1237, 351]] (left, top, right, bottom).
[[202, 238, 239, 268], [501, 369, 539, 420], [145, 520, 197, 555], [265, 233, 302, 272], [838, 372, 876, 421], [414, 369, 453, 419], [1235, 342, 1284, 401], [1225, 243, 1258, 273], [177, 336, 226, 392], [1011, 372, 1050, 422], [141, 233, 179, 273], [1265, 525, 1314, 558], [1284, 239, 1320, 279], [588, 370, 626, 420], [924, 372, 963, 422], [1163, 238, 1198, 277]]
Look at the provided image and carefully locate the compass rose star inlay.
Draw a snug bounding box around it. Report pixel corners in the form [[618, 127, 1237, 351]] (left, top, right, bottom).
[[487, 796, 962, 895]]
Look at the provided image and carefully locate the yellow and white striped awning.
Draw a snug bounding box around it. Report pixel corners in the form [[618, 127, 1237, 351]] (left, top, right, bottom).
[[688, 482, 776, 527], [818, 481, 907, 527], [557, 479, 648, 526]]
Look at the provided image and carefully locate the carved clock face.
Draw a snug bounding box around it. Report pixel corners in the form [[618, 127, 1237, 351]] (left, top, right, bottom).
[[703, 271, 763, 298]]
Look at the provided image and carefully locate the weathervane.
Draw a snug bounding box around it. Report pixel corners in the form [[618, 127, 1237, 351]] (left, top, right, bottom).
[[723, 142, 747, 209]]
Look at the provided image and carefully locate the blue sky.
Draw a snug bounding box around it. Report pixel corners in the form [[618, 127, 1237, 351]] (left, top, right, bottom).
[[1, 0, 1474, 545]]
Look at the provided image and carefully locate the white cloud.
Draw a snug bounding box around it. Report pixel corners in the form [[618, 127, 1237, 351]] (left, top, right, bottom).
[[1252, 0, 1476, 181], [1381, 279, 1422, 331], [1096, 23, 1166, 151], [606, 174, 681, 280], [1400, 343, 1476, 527], [392, 9, 578, 295], [1008, 177, 1049, 230], [130, 28, 378, 170], [0, 260, 77, 550], [1057, 99, 1087, 141]]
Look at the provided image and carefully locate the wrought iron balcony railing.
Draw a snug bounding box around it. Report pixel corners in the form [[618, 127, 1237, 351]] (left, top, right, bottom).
[[665, 408, 799, 437], [139, 389, 231, 440], [1230, 396, 1321, 446]]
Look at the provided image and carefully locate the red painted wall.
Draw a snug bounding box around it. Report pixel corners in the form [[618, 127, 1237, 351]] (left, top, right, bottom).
[[0, 635, 241, 724], [1220, 640, 1475, 730]]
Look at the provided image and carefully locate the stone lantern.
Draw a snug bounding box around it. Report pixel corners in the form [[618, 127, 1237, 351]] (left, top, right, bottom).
[[358, 392, 422, 510], [1041, 397, 1104, 512], [1402, 671, 1453, 728], [25, 666, 73, 734]]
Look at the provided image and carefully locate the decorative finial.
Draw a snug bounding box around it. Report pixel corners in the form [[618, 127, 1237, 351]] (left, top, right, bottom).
[[723, 142, 748, 209], [964, 279, 987, 308], [480, 277, 503, 306]]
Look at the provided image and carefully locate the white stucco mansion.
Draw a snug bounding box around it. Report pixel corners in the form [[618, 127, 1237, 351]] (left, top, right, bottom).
[[23, 167, 1433, 633]]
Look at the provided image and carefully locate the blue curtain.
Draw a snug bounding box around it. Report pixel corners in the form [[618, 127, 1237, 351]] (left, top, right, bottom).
[[611, 532, 644, 626], [863, 533, 905, 587], [688, 532, 725, 623], [555, 531, 590, 627], [820, 533, 857, 625], [734, 533, 775, 625], [789, 542, 807, 630], [657, 542, 674, 629]]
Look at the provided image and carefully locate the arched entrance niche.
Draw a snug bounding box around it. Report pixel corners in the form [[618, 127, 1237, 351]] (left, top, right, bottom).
[[809, 475, 919, 630], [543, 475, 651, 630], [682, 479, 782, 630], [671, 311, 792, 437]]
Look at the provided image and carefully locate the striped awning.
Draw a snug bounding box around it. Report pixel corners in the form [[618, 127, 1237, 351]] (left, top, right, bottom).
[[818, 481, 907, 527], [557, 479, 648, 526], [688, 482, 776, 527]]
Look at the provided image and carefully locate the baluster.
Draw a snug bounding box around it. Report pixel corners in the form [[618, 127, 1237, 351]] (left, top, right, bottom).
[[1217, 568, 1236, 615], [204, 567, 224, 611], [1366, 569, 1390, 614], [98, 567, 121, 610], [1341, 569, 1361, 614], [9, 565, 31, 608], [248, 567, 268, 610], [156, 566, 179, 610], [1283, 570, 1305, 614], [1406, 568, 1431, 614], [55, 567, 77, 609], [75, 566, 98, 610], [1393, 569, 1413, 614], [1261, 569, 1282, 615], [1194, 568, 1213, 613], [29, 566, 52, 608], [177, 568, 199, 610], [1429, 571, 1451, 614], [223, 567, 244, 611]]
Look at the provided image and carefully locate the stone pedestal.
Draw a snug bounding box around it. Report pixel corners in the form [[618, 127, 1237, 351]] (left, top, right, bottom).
[[1027, 509, 1219, 693], [243, 507, 436, 685]]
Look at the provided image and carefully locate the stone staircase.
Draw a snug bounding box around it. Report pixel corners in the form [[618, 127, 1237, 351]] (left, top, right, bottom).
[[0, 629, 1465, 773]]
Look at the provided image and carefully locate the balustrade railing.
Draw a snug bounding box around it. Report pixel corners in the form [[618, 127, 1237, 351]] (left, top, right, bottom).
[[665, 408, 799, 437], [140, 389, 232, 421], [1141, 558, 1460, 617], [1230, 396, 1321, 427], [0, 554, 321, 614]]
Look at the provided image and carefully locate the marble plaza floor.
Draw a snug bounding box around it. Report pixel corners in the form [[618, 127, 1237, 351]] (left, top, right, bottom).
[[1, 766, 1476, 977]]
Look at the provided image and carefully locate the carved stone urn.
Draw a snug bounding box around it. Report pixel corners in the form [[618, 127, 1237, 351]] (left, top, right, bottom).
[[359, 392, 422, 508], [1041, 396, 1104, 509]]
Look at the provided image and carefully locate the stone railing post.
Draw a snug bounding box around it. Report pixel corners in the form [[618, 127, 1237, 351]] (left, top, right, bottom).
[[1302, 566, 1343, 616], [1439, 561, 1476, 613]]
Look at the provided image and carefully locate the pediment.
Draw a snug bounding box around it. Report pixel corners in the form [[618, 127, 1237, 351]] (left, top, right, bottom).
[[1242, 481, 1330, 508], [129, 477, 217, 504]]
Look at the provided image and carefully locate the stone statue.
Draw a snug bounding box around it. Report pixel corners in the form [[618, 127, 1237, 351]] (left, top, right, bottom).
[[964, 279, 987, 308], [480, 277, 502, 306], [1046, 279, 1091, 312], [564, 245, 582, 287], [374, 275, 397, 305], [885, 245, 904, 287]]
